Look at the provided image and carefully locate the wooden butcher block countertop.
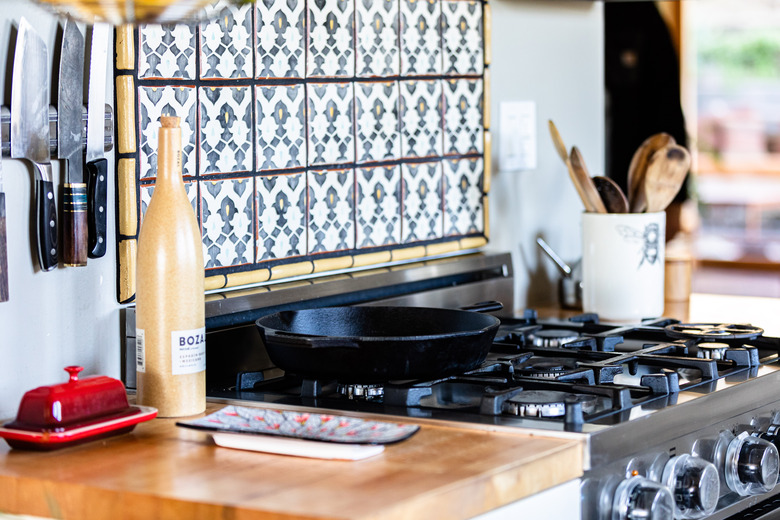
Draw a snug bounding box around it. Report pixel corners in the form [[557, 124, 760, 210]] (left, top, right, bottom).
[[0, 403, 584, 520]]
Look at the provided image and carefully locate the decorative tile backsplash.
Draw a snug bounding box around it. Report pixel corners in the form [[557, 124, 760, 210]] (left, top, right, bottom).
[[114, 0, 491, 303]]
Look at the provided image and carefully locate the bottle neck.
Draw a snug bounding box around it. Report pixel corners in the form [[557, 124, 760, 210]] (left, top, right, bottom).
[[156, 124, 183, 190]]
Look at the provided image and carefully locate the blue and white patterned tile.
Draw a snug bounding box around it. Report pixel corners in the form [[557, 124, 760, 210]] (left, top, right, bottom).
[[138, 86, 197, 179], [199, 86, 253, 175], [399, 80, 443, 159], [356, 0, 399, 77], [355, 81, 400, 163], [200, 1, 253, 79], [257, 172, 307, 261], [139, 180, 199, 222], [308, 169, 355, 253], [256, 85, 307, 170], [442, 0, 484, 76], [356, 166, 401, 248], [307, 83, 354, 166], [256, 0, 306, 78], [307, 0, 355, 77], [201, 177, 255, 268], [401, 161, 443, 243], [443, 79, 483, 155], [139, 24, 196, 79], [400, 0, 441, 76], [443, 157, 484, 236]]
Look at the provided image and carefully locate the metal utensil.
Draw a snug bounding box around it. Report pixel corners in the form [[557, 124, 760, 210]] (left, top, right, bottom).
[[58, 18, 87, 267], [643, 144, 691, 213], [11, 18, 57, 271], [0, 121, 8, 301], [536, 237, 582, 309], [627, 133, 675, 213], [86, 23, 110, 259], [536, 236, 572, 277], [569, 147, 607, 213], [592, 176, 629, 213]]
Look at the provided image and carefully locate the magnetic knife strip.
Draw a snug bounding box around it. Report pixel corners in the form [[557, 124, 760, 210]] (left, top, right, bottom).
[[0, 104, 113, 157]]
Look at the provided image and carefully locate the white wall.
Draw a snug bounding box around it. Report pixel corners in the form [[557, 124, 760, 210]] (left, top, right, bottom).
[[0, 3, 118, 420], [0, 0, 603, 419], [485, 0, 604, 311]]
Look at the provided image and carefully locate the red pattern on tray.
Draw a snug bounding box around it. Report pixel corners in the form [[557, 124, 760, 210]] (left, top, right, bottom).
[[177, 405, 419, 444]]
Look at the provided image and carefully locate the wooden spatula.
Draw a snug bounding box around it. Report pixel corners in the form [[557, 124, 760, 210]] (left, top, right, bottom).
[[548, 120, 569, 164], [548, 120, 600, 212], [627, 133, 675, 213], [569, 147, 607, 213], [643, 144, 691, 213]]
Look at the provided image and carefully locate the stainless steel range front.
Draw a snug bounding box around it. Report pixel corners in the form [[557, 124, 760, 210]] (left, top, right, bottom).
[[123, 252, 780, 520]]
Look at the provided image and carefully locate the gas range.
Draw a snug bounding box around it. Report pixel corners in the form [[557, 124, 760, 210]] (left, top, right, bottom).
[[122, 252, 780, 520], [211, 313, 772, 434]]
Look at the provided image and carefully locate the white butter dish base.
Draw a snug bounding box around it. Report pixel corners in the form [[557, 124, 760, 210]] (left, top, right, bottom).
[[211, 432, 385, 460]]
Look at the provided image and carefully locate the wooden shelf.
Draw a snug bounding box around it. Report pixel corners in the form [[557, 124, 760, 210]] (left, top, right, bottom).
[[697, 153, 780, 177]]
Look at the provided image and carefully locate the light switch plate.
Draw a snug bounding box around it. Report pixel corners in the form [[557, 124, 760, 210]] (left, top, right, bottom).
[[499, 101, 536, 171]]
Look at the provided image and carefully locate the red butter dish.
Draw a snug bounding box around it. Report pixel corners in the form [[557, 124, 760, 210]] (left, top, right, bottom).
[[0, 366, 157, 450]]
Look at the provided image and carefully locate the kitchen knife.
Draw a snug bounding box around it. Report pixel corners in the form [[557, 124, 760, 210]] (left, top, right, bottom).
[[10, 18, 57, 271], [0, 125, 8, 301], [58, 18, 87, 267], [86, 22, 109, 258]]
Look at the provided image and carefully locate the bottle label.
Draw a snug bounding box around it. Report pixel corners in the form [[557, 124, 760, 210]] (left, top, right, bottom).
[[136, 328, 145, 373], [171, 327, 206, 375]]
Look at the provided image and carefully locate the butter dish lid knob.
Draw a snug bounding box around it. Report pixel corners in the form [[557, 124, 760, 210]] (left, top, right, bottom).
[[64, 365, 83, 383]]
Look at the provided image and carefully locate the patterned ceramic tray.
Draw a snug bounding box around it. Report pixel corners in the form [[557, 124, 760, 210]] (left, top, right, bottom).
[[177, 405, 420, 444]]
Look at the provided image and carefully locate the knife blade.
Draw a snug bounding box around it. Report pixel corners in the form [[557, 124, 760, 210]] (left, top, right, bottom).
[[10, 18, 57, 272], [86, 22, 109, 259], [0, 124, 8, 301], [58, 18, 87, 267]]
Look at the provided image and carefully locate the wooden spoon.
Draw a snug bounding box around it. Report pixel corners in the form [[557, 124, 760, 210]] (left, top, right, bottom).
[[627, 133, 675, 212], [548, 120, 597, 212], [592, 176, 629, 213], [569, 147, 607, 213], [642, 144, 691, 213]]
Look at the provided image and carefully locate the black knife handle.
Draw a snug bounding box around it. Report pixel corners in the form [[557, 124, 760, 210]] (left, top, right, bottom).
[[62, 183, 88, 267], [35, 178, 58, 271], [87, 158, 108, 258]]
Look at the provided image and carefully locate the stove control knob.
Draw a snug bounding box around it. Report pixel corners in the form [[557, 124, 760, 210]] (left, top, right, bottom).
[[662, 454, 720, 519], [758, 423, 780, 451], [726, 431, 779, 496], [611, 475, 675, 520]]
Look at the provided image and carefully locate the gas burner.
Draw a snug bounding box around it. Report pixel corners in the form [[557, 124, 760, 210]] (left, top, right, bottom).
[[514, 357, 579, 378], [665, 323, 764, 341], [504, 390, 598, 417], [528, 329, 580, 348], [337, 384, 384, 400], [696, 342, 730, 360]]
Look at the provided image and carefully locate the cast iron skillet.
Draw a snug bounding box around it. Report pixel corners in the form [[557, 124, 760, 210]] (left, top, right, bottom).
[[255, 302, 503, 382]]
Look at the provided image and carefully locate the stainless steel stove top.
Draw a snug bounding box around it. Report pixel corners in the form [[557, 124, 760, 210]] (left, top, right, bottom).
[[122, 252, 780, 520]]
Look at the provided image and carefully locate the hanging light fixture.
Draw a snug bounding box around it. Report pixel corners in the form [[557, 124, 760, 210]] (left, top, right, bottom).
[[32, 0, 248, 25]]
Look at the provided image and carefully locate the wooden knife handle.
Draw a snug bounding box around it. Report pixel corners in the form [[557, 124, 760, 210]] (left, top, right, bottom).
[[87, 158, 108, 258], [35, 178, 58, 271], [62, 183, 88, 267], [0, 192, 8, 301]]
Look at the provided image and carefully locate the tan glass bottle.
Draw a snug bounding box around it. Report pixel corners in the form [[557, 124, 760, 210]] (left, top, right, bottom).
[[136, 116, 205, 417]]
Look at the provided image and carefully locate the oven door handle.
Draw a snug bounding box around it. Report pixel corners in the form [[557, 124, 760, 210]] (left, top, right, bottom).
[[265, 331, 362, 349]]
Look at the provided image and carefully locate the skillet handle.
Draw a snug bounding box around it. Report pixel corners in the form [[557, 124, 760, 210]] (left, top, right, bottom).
[[458, 301, 504, 314], [267, 331, 361, 349]]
